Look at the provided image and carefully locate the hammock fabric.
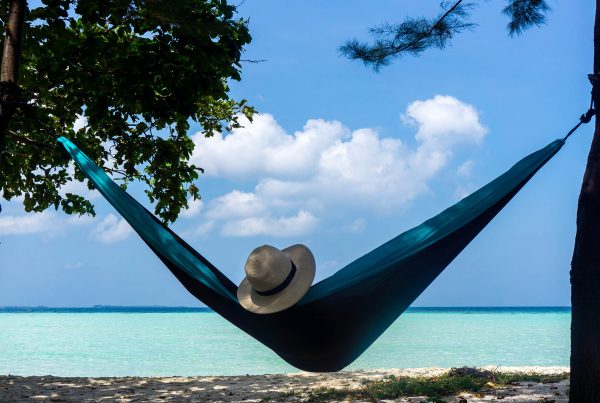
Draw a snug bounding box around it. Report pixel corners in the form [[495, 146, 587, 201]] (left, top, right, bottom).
[[58, 136, 564, 372]]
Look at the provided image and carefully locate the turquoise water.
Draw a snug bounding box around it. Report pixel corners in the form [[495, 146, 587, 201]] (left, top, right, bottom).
[[0, 308, 570, 376]]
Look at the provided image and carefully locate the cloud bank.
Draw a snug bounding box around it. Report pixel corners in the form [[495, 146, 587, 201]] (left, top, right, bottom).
[[1, 95, 486, 240], [0, 211, 58, 235], [90, 214, 132, 244], [186, 95, 487, 237]]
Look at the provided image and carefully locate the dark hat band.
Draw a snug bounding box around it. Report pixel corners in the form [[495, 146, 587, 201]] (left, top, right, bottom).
[[255, 261, 297, 297]]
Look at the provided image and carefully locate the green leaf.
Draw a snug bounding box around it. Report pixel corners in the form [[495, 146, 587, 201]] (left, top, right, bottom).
[[2, 0, 254, 223]]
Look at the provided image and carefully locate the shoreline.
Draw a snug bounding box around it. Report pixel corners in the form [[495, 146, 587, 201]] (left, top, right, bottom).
[[0, 366, 570, 402]]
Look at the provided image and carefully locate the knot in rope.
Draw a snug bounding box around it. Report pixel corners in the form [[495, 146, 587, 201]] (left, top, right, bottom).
[[580, 108, 596, 124], [563, 75, 599, 141]]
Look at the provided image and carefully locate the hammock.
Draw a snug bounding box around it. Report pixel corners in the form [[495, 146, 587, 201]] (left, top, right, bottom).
[[58, 136, 564, 372]]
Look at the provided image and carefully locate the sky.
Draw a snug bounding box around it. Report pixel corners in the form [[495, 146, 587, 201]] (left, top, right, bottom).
[[0, 0, 593, 307]]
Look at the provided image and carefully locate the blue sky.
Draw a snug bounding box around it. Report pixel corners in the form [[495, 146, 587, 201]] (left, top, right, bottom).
[[0, 1, 593, 307]]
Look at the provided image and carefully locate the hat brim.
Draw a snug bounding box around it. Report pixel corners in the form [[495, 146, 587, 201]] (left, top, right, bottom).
[[237, 244, 316, 314]]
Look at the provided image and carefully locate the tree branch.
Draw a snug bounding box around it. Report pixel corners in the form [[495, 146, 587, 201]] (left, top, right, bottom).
[[7, 129, 46, 150], [502, 0, 551, 36], [240, 58, 267, 64], [0, 0, 26, 155], [340, 0, 475, 70], [1, 0, 26, 83]]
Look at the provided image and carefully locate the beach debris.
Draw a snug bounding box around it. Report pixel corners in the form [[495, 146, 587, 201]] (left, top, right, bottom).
[[448, 367, 494, 380]]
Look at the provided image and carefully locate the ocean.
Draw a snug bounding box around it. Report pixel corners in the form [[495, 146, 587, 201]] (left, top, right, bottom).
[[0, 307, 570, 377]]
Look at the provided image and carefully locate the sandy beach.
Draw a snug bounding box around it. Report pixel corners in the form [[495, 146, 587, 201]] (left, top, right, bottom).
[[0, 366, 569, 402]]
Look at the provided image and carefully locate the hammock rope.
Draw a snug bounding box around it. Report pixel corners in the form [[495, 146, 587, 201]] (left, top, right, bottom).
[[563, 85, 596, 141]]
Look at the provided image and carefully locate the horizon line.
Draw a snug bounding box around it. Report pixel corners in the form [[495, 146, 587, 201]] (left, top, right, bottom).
[[0, 305, 572, 311]]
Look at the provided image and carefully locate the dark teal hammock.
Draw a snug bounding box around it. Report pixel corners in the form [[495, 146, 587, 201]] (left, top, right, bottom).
[[58, 136, 564, 372]]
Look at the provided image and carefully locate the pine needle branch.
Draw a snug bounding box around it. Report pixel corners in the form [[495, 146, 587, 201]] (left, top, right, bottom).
[[339, 0, 476, 71], [502, 0, 551, 37]]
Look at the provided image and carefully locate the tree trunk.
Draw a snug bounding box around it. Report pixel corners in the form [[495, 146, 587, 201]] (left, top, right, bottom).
[[569, 1, 600, 402], [0, 0, 26, 155]]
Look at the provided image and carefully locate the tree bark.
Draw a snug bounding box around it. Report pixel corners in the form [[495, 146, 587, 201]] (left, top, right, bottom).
[[0, 0, 26, 155], [569, 1, 600, 402]]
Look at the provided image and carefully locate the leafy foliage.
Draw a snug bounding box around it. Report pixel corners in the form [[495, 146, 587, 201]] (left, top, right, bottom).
[[503, 0, 551, 36], [341, 0, 552, 70], [0, 0, 254, 222], [339, 1, 475, 71]]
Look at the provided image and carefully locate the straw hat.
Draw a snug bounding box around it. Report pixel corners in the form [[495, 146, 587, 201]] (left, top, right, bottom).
[[237, 244, 316, 314]]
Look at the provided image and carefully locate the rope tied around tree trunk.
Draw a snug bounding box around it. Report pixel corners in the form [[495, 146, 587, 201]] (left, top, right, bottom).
[[562, 75, 598, 141]]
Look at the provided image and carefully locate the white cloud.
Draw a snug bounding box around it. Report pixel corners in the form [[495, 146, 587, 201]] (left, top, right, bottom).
[[191, 115, 346, 179], [192, 220, 215, 236], [344, 218, 367, 233], [457, 160, 475, 177], [188, 95, 487, 237], [0, 210, 112, 240], [0, 209, 97, 237], [320, 260, 340, 270], [180, 198, 204, 218], [221, 210, 317, 237], [402, 95, 487, 149], [66, 214, 95, 226], [194, 190, 317, 237], [454, 160, 478, 199], [455, 184, 477, 200], [64, 262, 84, 269], [90, 214, 132, 243], [0, 211, 58, 235], [206, 191, 267, 221]]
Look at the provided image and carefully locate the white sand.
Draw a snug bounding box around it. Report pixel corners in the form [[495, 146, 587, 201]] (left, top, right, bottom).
[[0, 366, 569, 402]]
